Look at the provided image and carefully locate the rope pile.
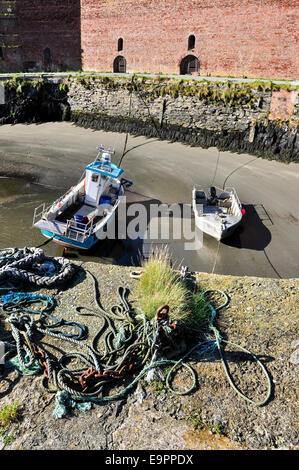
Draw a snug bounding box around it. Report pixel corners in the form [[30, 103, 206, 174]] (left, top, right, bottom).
[[0, 253, 272, 419], [0, 247, 75, 289]]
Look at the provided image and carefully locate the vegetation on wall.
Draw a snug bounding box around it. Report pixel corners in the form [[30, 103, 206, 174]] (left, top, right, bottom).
[[0, 75, 70, 123], [69, 74, 298, 109], [0, 74, 297, 162]]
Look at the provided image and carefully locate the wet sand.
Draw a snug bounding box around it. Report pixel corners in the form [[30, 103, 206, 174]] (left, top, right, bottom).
[[0, 122, 298, 278]]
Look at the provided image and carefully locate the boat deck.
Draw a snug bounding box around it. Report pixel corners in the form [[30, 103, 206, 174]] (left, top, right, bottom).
[[194, 204, 240, 227], [33, 218, 67, 236], [34, 201, 110, 238], [56, 201, 83, 222]]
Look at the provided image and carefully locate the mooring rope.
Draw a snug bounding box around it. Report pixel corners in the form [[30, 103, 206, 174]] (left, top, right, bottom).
[[0, 260, 272, 419], [201, 289, 272, 407], [0, 247, 75, 287]]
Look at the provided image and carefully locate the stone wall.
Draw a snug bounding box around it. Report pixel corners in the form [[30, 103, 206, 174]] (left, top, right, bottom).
[[0, 77, 69, 123], [67, 76, 299, 162], [0, 75, 298, 162], [81, 0, 299, 79]]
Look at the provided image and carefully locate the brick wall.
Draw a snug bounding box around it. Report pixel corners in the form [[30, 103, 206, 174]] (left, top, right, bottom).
[[0, 0, 297, 78], [0, 1, 21, 72], [81, 0, 299, 79], [0, 0, 81, 72], [17, 0, 82, 72]]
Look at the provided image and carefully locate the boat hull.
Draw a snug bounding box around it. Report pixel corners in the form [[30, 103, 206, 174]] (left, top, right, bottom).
[[41, 230, 97, 250], [194, 214, 241, 241], [192, 185, 243, 241]]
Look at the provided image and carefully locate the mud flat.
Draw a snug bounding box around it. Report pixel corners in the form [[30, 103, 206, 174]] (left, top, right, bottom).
[[0, 122, 299, 278], [0, 261, 298, 451]]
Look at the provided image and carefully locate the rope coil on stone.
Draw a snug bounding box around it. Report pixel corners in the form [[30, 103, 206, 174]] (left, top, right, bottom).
[[0, 261, 273, 418], [0, 247, 75, 288]]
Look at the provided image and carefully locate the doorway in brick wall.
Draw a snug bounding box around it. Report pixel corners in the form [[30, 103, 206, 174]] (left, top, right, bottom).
[[180, 55, 200, 75], [43, 47, 52, 72], [113, 55, 126, 73]]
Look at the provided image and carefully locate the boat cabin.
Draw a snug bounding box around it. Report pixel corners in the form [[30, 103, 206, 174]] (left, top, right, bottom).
[[84, 153, 124, 207]]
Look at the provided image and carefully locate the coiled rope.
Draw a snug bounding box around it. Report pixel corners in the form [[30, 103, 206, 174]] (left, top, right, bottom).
[[0, 263, 272, 419], [0, 247, 75, 288]]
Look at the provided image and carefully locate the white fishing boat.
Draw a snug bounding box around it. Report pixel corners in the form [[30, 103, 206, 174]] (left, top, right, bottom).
[[33, 146, 133, 250], [192, 185, 244, 241]]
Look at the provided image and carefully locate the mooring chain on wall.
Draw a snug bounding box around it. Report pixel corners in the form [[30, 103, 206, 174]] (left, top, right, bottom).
[[117, 74, 162, 168], [132, 76, 162, 136], [118, 76, 135, 167]]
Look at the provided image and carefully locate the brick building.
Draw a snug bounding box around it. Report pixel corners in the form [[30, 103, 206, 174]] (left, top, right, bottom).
[[0, 0, 298, 79], [0, 0, 81, 73]]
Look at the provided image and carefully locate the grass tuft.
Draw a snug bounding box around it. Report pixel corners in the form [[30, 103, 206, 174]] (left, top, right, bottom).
[[188, 291, 212, 330], [133, 247, 211, 330], [134, 247, 191, 322]]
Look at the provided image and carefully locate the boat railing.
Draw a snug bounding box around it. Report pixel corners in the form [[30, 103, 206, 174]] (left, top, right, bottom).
[[65, 214, 96, 242], [51, 187, 78, 210], [224, 186, 242, 208], [32, 202, 53, 226], [33, 186, 80, 226], [33, 203, 46, 226]]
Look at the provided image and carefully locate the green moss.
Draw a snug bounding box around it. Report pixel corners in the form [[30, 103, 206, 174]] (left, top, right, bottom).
[[272, 83, 299, 91], [210, 422, 224, 436], [0, 403, 20, 428], [189, 413, 204, 431], [75, 76, 93, 89], [69, 75, 266, 108], [4, 76, 44, 93], [0, 403, 20, 444], [59, 82, 68, 93], [3, 433, 15, 446]]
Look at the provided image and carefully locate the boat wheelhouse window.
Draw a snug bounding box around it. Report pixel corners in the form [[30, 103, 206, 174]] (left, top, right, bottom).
[[118, 38, 123, 52], [92, 173, 99, 182], [188, 35, 196, 50]]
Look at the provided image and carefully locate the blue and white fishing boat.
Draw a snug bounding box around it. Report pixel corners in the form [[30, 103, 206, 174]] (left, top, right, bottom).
[[33, 146, 132, 250]]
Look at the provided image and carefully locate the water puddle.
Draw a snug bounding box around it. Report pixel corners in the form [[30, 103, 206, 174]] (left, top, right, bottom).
[[0, 177, 201, 268]]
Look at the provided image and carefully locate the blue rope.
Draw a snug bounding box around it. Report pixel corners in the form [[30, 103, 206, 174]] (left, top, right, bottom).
[[1, 291, 88, 340]]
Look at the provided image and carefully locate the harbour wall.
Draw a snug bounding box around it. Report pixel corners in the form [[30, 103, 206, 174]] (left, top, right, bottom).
[[0, 75, 298, 163]]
